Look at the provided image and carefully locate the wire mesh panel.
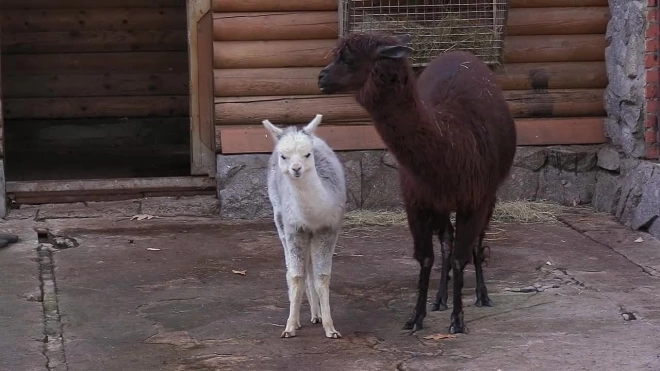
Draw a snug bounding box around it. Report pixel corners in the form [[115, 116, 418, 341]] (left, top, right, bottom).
[[339, 0, 509, 67]]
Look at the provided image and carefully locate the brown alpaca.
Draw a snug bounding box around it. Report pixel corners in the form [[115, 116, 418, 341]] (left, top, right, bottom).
[[318, 33, 516, 334]]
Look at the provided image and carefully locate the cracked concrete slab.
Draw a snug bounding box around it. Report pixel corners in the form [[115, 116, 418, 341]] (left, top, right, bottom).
[[32, 211, 660, 371]]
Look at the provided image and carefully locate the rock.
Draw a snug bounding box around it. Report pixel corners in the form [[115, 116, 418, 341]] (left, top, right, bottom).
[[216, 154, 272, 220], [649, 218, 660, 240], [614, 160, 656, 226], [513, 147, 547, 171], [0, 159, 5, 219], [497, 167, 539, 201], [597, 146, 621, 171], [592, 170, 623, 214], [545, 146, 600, 172], [336, 152, 363, 212], [631, 164, 660, 231], [537, 167, 597, 206], [140, 196, 220, 217], [360, 151, 403, 210]]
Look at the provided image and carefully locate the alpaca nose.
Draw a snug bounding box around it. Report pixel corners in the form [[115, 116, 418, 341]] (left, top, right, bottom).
[[291, 163, 302, 175]]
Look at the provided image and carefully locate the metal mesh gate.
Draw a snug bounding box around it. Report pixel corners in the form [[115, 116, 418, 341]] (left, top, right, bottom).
[[339, 0, 509, 67]]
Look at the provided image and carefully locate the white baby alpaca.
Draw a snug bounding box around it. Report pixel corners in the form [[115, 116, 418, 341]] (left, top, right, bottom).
[[262, 114, 347, 339]]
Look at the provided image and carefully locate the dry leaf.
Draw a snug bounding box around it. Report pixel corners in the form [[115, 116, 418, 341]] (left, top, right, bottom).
[[147, 248, 161, 251], [422, 333, 457, 340], [634, 237, 644, 243], [232, 270, 247, 276], [131, 214, 159, 221]]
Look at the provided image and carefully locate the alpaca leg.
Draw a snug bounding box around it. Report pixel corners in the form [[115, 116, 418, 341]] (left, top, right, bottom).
[[281, 231, 309, 338], [402, 207, 435, 333], [450, 207, 490, 334], [311, 230, 341, 339], [474, 201, 495, 308], [432, 215, 454, 312], [306, 253, 322, 324]]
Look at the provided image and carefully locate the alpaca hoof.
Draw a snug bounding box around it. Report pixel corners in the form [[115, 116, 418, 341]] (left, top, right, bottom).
[[430, 302, 448, 312], [281, 330, 297, 338], [475, 296, 493, 308], [311, 316, 322, 324], [403, 316, 424, 332], [448, 321, 468, 334], [325, 329, 342, 339]]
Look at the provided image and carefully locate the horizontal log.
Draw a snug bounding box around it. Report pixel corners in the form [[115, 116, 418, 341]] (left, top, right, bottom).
[[506, 7, 610, 36], [212, 0, 336, 12], [503, 35, 606, 63], [2, 30, 187, 54], [3, 52, 188, 75], [213, 11, 338, 41], [0, 0, 186, 9], [214, 89, 605, 125], [213, 39, 336, 69], [216, 117, 607, 154], [3, 96, 189, 119], [3, 73, 189, 98], [0, 8, 187, 32], [508, 0, 608, 7], [213, 35, 605, 69], [214, 62, 607, 97]]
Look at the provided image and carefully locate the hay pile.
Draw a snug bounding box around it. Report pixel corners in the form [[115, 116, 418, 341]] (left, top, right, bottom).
[[347, 7, 505, 65]]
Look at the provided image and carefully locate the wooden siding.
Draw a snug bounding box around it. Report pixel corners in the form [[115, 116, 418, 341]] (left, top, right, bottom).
[[212, 0, 610, 153], [1, 2, 189, 121]]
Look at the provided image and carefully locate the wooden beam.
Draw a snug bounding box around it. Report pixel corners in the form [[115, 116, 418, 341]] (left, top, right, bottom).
[[3, 52, 188, 75], [508, 0, 608, 7], [213, 35, 606, 69], [4, 96, 189, 119], [213, 89, 605, 125], [213, 11, 338, 41], [213, 62, 607, 97], [0, 8, 187, 32], [506, 7, 610, 36], [217, 118, 607, 154], [212, 0, 336, 12], [0, 0, 186, 9], [2, 30, 187, 54], [3, 73, 189, 98]]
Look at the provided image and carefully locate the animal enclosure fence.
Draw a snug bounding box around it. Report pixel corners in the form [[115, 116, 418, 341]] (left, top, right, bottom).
[[339, 0, 509, 66]]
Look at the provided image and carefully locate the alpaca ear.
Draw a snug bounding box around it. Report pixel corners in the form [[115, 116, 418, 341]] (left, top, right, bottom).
[[262, 119, 284, 142], [302, 114, 323, 135], [377, 44, 414, 59]]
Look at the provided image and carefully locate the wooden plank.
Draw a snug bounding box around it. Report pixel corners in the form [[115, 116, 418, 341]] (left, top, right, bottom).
[[0, 0, 186, 9], [3, 96, 189, 119], [509, 0, 608, 7], [6, 176, 215, 198], [503, 35, 606, 63], [0, 8, 187, 32], [506, 7, 610, 36], [213, 89, 605, 125], [2, 52, 189, 75], [2, 30, 187, 54], [212, 0, 336, 12], [188, 0, 217, 176], [214, 62, 607, 97], [216, 117, 607, 154], [213, 35, 606, 69], [213, 11, 338, 41], [213, 39, 336, 69], [3, 73, 189, 98]]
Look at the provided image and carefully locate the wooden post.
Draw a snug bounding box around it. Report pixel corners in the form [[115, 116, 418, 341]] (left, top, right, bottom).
[[0, 26, 6, 219], [187, 0, 216, 176]]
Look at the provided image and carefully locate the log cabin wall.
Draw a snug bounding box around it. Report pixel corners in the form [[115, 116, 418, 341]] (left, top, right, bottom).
[[0, 0, 191, 181], [212, 0, 611, 154]]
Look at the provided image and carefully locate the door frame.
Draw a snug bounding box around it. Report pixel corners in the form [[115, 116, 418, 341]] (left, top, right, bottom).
[[187, 0, 216, 177]]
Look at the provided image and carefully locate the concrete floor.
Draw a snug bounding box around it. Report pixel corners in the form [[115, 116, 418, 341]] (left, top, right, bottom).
[[1, 205, 660, 371]]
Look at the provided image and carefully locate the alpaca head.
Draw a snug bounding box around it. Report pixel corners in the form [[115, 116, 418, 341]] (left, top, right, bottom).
[[262, 114, 324, 180], [317, 32, 413, 94]]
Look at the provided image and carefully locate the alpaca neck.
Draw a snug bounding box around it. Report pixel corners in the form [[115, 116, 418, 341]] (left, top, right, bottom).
[[286, 169, 334, 225]]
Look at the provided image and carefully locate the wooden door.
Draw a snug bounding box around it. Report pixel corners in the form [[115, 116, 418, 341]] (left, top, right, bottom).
[[187, 0, 216, 176]]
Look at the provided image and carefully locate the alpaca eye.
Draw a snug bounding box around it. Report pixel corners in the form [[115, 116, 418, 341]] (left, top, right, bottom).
[[305, 153, 311, 158], [280, 155, 287, 160]]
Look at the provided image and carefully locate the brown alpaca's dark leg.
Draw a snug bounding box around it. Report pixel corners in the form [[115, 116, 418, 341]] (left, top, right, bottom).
[[450, 206, 490, 334], [402, 207, 435, 333], [431, 214, 453, 312], [474, 201, 495, 308]]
